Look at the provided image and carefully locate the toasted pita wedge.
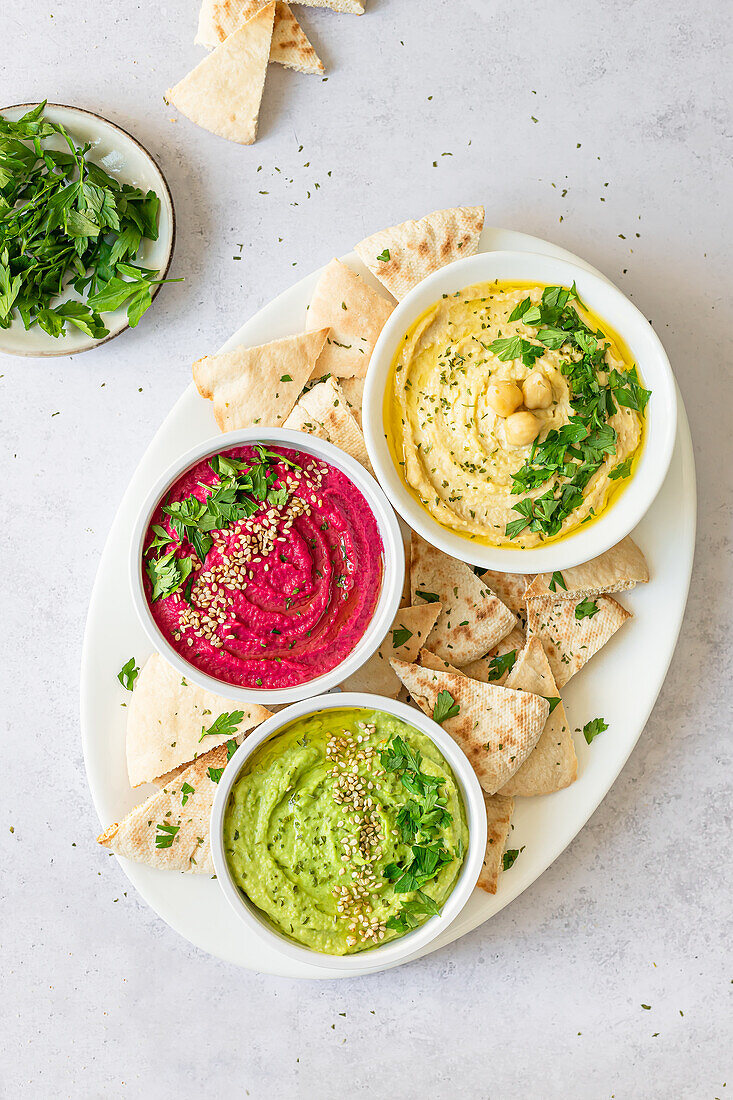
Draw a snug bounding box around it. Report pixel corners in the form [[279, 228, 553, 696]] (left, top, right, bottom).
[[355, 206, 485, 301], [410, 533, 515, 664], [294, 0, 364, 12], [390, 659, 549, 795], [399, 531, 411, 607], [193, 328, 328, 431], [477, 793, 514, 894], [499, 638, 577, 796], [460, 625, 526, 686], [480, 570, 530, 613], [166, 3, 275, 144], [526, 595, 632, 688], [306, 259, 394, 379], [97, 745, 229, 872], [126, 654, 271, 787], [196, 1, 324, 74], [339, 376, 365, 426], [418, 648, 461, 676], [340, 604, 442, 697], [283, 376, 374, 474], [525, 537, 649, 601]]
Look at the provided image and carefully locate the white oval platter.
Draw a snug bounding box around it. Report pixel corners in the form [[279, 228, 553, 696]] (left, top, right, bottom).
[[80, 228, 696, 978]]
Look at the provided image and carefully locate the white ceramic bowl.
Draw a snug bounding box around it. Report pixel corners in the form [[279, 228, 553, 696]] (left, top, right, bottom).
[[0, 102, 175, 357], [363, 249, 677, 573], [129, 428, 404, 706], [210, 692, 487, 973]]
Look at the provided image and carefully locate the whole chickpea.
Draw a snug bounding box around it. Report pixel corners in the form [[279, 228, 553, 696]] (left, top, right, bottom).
[[505, 411, 541, 447], [486, 381, 523, 418], [522, 370, 553, 410]]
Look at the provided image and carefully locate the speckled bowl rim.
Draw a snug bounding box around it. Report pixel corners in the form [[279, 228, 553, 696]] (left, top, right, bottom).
[[210, 692, 488, 972]]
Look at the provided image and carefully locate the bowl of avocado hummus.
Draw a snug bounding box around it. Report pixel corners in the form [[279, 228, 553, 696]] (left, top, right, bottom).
[[211, 694, 486, 970], [363, 250, 677, 573]]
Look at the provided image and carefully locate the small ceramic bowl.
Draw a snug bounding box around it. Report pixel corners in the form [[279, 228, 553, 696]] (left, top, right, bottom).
[[129, 428, 405, 707], [362, 249, 677, 573], [210, 692, 487, 973], [0, 102, 175, 357]]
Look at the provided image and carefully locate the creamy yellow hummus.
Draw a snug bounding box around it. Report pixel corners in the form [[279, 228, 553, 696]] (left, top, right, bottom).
[[386, 281, 646, 548]]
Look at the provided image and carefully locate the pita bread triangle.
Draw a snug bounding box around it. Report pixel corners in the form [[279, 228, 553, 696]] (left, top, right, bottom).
[[354, 206, 485, 301], [418, 648, 461, 675], [525, 594, 632, 688], [410, 532, 515, 664], [193, 328, 328, 431], [460, 624, 526, 685], [500, 637, 577, 796], [479, 570, 530, 613], [525, 536, 649, 601], [389, 658, 549, 795], [283, 375, 374, 474], [167, 2, 276, 145], [340, 603, 442, 697], [477, 793, 514, 894], [97, 744, 229, 873], [306, 259, 394, 379], [126, 654, 271, 787], [197, 1, 324, 75]]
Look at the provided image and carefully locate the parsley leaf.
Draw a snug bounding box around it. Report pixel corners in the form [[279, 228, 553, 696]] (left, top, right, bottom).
[[502, 848, 523, 871], [207, 766, 224, 784], [180, 781, 195, 806], [117, 657, 139, 691], [415, 589, 440, 603], [549, 571, 567, 592], [575, 597, 599, 620], [391, 625, 413, 648], [583, 717, 609, 744], [376, 249, 390, 262], [200, 711, 245, 742], [432, 690, 460, 724], [155, 823, 179, 849], [488, 649, 517, 681]]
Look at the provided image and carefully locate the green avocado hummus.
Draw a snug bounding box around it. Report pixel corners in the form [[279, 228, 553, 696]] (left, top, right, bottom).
[[223, 707, 469, 955]]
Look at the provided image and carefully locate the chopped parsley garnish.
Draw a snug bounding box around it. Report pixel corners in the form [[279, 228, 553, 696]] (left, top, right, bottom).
[[609, 457, 633, 480], [432, 690, 460, 724], [145, 551, 195, 602], [376, 248, 390, 262], [207, 766, 224, 784], [415, 589, 440, 603], [487, 649, 517, 681], [500, 285, 650, 541], [180, 781, 195, 806], [391, 625, 413, 648], [155, 823, 179, 849], [117, 657, 139, 691], [502, 847, 523, 871], [583, 717, 608, 744], [544, 696, 561, 714], [575, 597, 599, 620], [200, 710, 244, 742], [548, 571, 567, 592]]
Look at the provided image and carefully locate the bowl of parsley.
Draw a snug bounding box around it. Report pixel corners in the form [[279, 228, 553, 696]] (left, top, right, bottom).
[[0, 101, 176, 356]]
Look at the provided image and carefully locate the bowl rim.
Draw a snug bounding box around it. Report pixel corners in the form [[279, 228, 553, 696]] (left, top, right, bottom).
[[0, 101, 176, 358], [128, 428, 405, 706], [363, 248, 678, 573], [210, 691, 488, 971]]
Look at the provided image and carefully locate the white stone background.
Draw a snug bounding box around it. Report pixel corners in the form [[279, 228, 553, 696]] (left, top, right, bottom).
[[1, 0, 731, 1096]]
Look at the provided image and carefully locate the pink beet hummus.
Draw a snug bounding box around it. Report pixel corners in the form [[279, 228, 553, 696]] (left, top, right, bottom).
[[142, 444, 383, 689]]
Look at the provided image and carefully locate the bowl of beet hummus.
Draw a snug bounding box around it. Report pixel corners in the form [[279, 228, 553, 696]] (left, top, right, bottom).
[[130, 429, 404, 705]]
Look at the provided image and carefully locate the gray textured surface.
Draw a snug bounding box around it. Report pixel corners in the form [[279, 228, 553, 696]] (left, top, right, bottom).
[[1, 0, 731, 1097]]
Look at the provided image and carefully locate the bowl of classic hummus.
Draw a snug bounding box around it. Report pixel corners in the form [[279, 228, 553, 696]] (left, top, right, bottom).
[[211, 693, 487, 971], [363, 250, 677, 572], [130, 429, 404, 706]]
